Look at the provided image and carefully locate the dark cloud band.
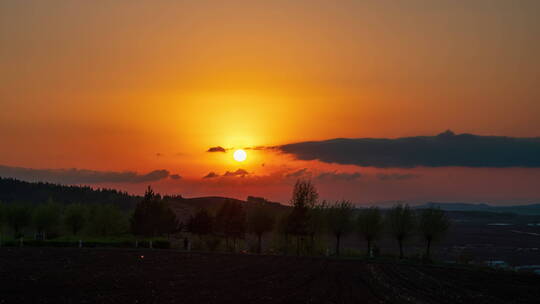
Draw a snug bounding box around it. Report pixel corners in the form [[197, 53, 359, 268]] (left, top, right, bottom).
[[223, 169, 249, 177], [279, 131, 540, 168], [0, 165, 170, 184], [207, 146, 226, 153]]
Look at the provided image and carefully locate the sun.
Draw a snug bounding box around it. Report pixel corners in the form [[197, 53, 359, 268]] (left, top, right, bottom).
[[233, 149, 247, 162]]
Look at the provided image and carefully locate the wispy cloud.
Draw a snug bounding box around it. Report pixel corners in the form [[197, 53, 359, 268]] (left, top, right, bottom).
[[203, 172, 219, 179]]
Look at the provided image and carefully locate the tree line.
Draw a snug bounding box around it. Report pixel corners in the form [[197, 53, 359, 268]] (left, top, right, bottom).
[[0, 186, 180, 241], [0, 200, 129, 240], [0, 178, 450, 260], [0, 177, 138, 210], [185, 180, 450, 260]]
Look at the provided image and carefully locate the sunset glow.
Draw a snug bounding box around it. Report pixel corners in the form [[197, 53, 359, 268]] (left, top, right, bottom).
[[1, 0, 539, 204], [2, 2, 540, 302]]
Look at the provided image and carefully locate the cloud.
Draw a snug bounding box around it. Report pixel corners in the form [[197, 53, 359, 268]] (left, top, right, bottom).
[[245, 146, 271, 151], [223, 169, 249, 177], [284, 168, 362, 181], [0, 165, 170, 184], [203, 172, 219, 179], [278, 130, 540, 168], [317, 171, 362, 181], [207, 146, 226, 153], [376, 173, 419, 181], [170, 174, 182, 180]]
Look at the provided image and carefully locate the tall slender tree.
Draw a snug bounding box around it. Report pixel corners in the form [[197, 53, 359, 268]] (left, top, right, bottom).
[[287, 179, 318, 255], [387, 203, 416, 259], [357, 207, 384, 257], [306, 201, 328, 254], [418, 207, 450, 260], [131, 186, 179, 237], [326, 200, 354, 256], [247, 204, 275, 254], [215, 200, 246, 251]]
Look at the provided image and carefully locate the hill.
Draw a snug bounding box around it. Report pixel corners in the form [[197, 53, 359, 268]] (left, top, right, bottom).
[[0, 178, 287, 217], [164, 195, 288, 224]]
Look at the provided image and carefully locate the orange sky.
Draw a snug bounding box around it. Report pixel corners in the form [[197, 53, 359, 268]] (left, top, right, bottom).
[[1, 1, 540, 204]]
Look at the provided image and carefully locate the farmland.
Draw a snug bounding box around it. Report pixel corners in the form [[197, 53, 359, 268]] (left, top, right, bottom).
[[1, 248, 539, 304]]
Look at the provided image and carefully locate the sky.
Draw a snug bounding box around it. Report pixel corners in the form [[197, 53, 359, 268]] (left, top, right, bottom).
[[1, 0, 540, 205]]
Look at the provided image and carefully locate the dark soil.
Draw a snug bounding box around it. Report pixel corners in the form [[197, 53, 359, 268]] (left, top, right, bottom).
[[1, 248, 539, 304]]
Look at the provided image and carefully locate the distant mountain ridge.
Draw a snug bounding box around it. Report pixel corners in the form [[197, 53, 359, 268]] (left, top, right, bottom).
[[415, 202, 540, 215]]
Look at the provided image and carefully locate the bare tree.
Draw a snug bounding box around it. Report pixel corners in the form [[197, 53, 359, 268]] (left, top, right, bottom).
[[418, 207, 450, 260], [290, 179, 319, 209], [387, 203, 416, 259], [326, 200, 354, 256], [287, 179, 318, 255], [357, 207, 384, 257]]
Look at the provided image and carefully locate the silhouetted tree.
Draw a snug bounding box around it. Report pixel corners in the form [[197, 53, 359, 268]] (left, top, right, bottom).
[[291, 179, 318, 209], [247, 204, 275, 254], [187, 209, 213, 238], [88, 204, 127, 236], [32, 199, 61, 239], [326, 200, 354, 256], [357, 207, 384, 257], [6, 204, 31, 238], [160, 203, 180, 238], [130, 186, 179, 237], [418, 207, 450, 260], [287, 179, 318, 255], [306, 201, 328, 254], [64, 203, 86, 235], [387, 203, 416, 259], [215, 200, 246, 251], [0, 202, 6, 240], [276, 212, 292, 255]]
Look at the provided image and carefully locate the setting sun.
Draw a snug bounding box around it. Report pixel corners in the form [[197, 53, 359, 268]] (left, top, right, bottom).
[[233, 149, 247, 162]]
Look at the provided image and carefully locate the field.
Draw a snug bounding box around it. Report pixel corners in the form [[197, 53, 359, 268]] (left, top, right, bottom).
[[1, 248, 539, 304]]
